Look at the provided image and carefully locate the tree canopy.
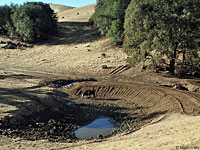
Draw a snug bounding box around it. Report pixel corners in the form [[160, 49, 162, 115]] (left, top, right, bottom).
[[0, 5, 13, 34], [123, 0, 200, 76], [92, 0, 131, 45], [0, 2, 57, 43]]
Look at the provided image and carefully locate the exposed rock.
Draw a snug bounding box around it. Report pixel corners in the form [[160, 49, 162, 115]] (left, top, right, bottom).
[[0, 41, 6, 44], [102, 65, 108, 69], [101, 53, 106, 58], [2, 43, 17, 49], [86, 44, 91, 47], [5, 41, 13, 45]]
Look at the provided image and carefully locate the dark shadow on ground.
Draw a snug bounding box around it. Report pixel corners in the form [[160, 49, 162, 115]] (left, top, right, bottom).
[[0, 87, 70, 109], [0, 74, 36, 80], [0, 85, 170, 142], [94, 98, 121, 101], [141, 111, 168, 121], [42, 21, 101, 45], [0, 86, 135, 142], [163, 73, 200, 80]]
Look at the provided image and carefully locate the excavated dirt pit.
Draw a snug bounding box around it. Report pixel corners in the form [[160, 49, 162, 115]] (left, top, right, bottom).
[[1, 77, 200, 143], [0, 91, 138, 142], [0, 78, 140, 142]]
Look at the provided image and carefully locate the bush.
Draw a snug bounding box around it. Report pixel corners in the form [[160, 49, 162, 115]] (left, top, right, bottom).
[[123, 0, 200, 75], [93, 0, 131, 45], [0, 5, 13, 33], [11, 2, 57, 43], [92, 0, 114, 35]]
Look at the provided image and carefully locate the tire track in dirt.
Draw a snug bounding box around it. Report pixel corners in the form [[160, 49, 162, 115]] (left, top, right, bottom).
[[162, 89, 200, 115], [109, 65, 131, 75], [69, 82, 200, 116]]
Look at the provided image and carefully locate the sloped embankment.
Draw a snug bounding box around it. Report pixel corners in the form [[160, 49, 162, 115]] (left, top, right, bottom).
[[68, 81, 200, 116], [0, 75, 200, 143]]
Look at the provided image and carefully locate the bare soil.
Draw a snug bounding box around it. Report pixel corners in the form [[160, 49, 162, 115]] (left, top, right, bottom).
[[49, 4, 74, 13], [0, 4, 200, 150]]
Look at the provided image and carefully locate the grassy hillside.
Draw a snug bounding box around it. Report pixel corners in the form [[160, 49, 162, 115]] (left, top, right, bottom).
[[49, 4, 74, 13], [57, 4, 96, 22]]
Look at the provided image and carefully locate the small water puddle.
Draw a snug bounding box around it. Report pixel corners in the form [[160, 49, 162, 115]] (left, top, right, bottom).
[[75, 118, 115, 140]]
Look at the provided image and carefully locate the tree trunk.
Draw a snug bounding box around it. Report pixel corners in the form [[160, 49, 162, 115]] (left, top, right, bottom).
[[169, 59, 175, 75], [169, 43, 178, 75], [180, 49, 186, 77]]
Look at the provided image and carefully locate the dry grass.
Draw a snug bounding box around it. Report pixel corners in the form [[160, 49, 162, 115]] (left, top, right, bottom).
[[0, 3, 200, 150], [57, 4, 96, 22], [49, 4, 74, 13]]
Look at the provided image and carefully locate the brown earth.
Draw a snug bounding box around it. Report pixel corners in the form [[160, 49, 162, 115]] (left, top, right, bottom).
[[49, 4, 74, 13], [0, 3, 200, 150], [57, 4, 96, 22]]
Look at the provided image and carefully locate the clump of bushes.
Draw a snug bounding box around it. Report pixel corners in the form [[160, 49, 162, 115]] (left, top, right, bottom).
[[0, 4, 14, 35], [0, 2, 57, 43], [91, 0, 200, 76], [92, 0, 131, 45], [123, 0, 200, 76]]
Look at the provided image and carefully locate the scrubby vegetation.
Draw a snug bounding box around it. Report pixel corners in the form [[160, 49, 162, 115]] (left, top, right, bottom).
[[123, 0, 200, 76], [0, 2, 57, 43], [0, 4, 14, 36], [92, 0, 131, 45], [92, 0, 200, 76]]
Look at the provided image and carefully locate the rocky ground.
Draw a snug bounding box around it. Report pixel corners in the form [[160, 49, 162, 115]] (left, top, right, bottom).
[[0, 3, 200, 150]]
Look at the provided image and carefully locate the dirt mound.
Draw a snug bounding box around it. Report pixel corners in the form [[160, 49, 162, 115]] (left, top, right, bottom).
[[65, 81, 200, 116]]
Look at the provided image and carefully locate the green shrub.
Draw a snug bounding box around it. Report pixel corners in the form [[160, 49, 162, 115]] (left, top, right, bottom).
[[0, 5, 13, 33], [93, 0, 131, 45], [11, 2, 57, 43]]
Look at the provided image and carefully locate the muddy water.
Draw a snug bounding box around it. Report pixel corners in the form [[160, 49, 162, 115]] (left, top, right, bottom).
[[75, 118, 114, 140]]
